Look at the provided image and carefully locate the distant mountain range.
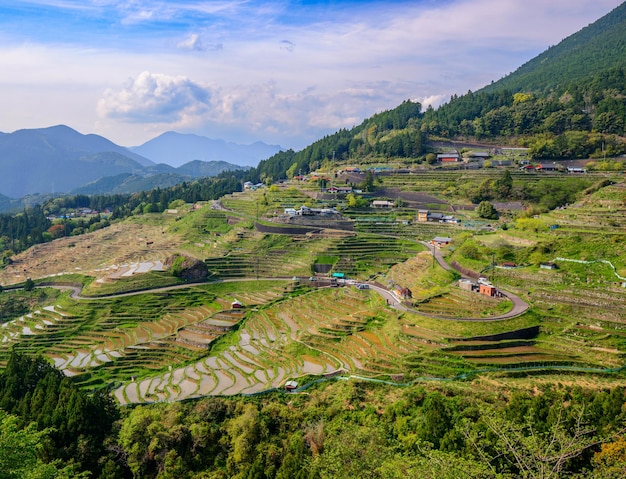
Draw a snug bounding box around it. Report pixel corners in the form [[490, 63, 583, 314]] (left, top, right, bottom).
[[131, 131, 282, 168], [0, 126, 282, 199]]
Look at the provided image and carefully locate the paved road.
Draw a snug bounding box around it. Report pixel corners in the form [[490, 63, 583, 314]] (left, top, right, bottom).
[[38, 247, 528, 322], [414, 241, 529, 321]]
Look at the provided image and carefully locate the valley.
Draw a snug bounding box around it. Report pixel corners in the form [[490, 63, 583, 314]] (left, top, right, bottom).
[[1, 168, 625, 405]]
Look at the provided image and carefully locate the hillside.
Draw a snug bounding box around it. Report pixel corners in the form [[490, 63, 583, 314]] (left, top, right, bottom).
[[0, 168, 624, 405], [483, 2, 626, 94]]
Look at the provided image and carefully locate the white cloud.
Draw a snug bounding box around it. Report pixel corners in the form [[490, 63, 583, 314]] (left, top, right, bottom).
[[97, 72, 211, 124], [177, 33, 205, 52], [421, 95, 448, 110]]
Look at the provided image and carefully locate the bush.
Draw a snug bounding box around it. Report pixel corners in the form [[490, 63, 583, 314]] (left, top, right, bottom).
[[476, 201, 499, 219]]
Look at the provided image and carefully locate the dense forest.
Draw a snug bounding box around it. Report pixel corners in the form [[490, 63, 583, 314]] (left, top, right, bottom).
[[2, 352, 626, 478], [482, 2, 626, 94]]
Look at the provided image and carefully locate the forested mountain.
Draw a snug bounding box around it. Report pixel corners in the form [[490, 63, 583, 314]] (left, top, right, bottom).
[[69, 161, 245, 196], [253, 100, 424, 181], [483, 2, 626, 94]]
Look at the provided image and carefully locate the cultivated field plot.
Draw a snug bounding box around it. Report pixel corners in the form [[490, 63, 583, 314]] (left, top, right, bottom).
[[0, 282, 289, 391], [110, 283, 601, 404], [413, 288, 512, 318], [201, 229, 426, 282], [0, 220, 183, 285]]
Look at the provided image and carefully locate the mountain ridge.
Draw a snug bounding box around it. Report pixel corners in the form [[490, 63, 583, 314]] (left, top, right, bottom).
[[482, 2, 626, 93], [130, 131, 283, 168], [0, 126, 251, 199]]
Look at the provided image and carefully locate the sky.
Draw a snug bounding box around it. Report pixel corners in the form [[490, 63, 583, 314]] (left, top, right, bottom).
[[0, 0, 623, 150]]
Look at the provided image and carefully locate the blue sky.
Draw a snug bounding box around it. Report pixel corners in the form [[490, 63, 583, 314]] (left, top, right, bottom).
[[0, 0, 622, 149]]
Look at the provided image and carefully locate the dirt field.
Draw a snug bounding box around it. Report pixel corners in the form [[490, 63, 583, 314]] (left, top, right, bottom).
[[0, 222, 183, 285]]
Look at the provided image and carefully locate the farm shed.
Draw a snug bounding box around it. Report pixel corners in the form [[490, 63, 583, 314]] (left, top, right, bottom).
[[285, 380, 298, 391], [459, 279, 477, 291], [540, 262, 558, 270], [437, 152, 461, 162]]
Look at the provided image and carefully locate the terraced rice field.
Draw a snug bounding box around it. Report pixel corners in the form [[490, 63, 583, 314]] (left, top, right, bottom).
[[110, 287, 472, 403], [202, 230, 425, 281], [0, 283, 288, 388], [0, 221, 182, 285]]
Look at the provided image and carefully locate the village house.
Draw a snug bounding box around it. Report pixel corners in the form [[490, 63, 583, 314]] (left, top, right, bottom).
[[417, 209, 429, 222], [536, 163, 560, 172], [431, 236, 452, 247], [295, 205, 339, 216], [437, 152, 461, 163], [479, 284, 497, 297], [465, 151, 491, 162]]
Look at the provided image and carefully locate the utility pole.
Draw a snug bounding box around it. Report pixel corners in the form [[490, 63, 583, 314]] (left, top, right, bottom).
[[432, 243, 436, 269]]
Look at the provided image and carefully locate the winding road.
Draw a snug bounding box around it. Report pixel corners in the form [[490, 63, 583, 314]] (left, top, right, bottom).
[[38, 242, 529, 322]]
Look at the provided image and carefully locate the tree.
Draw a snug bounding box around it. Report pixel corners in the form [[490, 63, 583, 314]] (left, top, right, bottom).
[[425, 153, 437, 165], [476, 201, 499, 220], [466, 405, 603, 479], [0, 410, 87, 479], [360, 171, 376, 192], [47, 224, 66, 239], [24, 278, 35, 292], [494, 170, 513, 199]]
